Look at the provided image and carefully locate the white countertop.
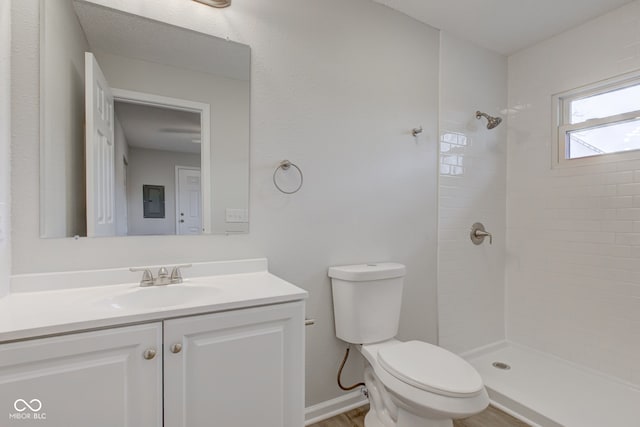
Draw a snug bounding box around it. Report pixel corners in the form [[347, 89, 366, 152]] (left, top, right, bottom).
[[0, 270, 308, 343]]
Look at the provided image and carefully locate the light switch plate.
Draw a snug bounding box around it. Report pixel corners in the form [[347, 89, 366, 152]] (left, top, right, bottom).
[[225, 208, 248, 223]]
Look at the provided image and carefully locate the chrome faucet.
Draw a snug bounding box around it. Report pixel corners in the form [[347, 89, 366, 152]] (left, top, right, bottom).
[[130, 264, 192, 286], [156, 267, 171, 286]]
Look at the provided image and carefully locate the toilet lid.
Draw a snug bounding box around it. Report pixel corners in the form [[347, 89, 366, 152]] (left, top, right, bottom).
[[377, 341, 484, 397]]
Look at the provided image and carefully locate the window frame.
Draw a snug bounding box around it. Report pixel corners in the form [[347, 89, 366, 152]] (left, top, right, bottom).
[[552, 70, 640, 167]]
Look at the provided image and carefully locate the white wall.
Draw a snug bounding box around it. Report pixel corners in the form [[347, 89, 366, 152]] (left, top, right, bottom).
[[508, 1, 640, 386], [41, 0, 88, 238], [0, 0, 10, 298], [127, 147, 200, 236], [95, 51, 250, 234], [11, 0, 440, 406], [437, 33, 507, 354]]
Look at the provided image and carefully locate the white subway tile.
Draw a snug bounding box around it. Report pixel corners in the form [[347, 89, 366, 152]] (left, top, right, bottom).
[[604, 171, 633, 185], [507, 2, 640, 386], [616, 158, 640, 171], [617, 182, 640, 196], [601, 220, 633, 233], [602, 196, 633, 208], [617, 208, 640, 220], [615, 233, 640, 245], [438, 33, 507, 354]]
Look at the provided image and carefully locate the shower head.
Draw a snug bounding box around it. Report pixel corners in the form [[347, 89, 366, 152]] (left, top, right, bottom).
[[475, 111, 502, 129]]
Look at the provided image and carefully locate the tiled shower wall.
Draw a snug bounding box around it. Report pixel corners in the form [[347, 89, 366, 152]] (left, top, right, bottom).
[[507, 1, 640, 386], [437, 33, 508, 354]]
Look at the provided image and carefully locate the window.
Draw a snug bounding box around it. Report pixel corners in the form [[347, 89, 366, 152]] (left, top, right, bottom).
[[553, 72, 640, 165]]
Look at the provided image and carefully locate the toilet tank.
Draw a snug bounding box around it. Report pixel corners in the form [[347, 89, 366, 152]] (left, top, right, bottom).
[[328, 263, 406, 344]]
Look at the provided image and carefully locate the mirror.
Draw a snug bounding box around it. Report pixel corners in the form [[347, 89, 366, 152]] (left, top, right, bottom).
[[40, 0, 250, 237]]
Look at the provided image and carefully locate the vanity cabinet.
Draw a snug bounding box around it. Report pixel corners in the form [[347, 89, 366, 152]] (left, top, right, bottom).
[[164, 301, 305, 427], [0, 301, 305, 427], [0, 323, 163, 427]]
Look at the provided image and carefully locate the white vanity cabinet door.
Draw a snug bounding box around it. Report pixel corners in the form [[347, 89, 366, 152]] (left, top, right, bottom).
[[0, 323, 163, 427], [164, 301, 305, 427]]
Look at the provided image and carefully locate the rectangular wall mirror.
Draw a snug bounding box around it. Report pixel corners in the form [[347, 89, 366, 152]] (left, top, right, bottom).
[[40, 0, 250, 238]]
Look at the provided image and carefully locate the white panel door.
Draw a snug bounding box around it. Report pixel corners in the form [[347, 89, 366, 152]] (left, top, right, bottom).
[[176, 167, 202, 235], [0, 324, 162, 427], [85, 52, 116, 237], [164, 301, 305, 427]]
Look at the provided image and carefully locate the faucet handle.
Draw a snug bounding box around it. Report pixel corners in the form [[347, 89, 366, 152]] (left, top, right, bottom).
[[130, 267, 155, 287], [170, 264, 192, 284]]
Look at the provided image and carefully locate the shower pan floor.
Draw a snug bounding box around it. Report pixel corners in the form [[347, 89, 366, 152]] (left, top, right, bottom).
[[465, 342, 639, 427]]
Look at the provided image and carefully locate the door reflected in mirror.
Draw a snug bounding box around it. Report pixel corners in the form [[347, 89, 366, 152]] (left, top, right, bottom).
[[113, 97, 206, 236], [40, 0, 250, 238]]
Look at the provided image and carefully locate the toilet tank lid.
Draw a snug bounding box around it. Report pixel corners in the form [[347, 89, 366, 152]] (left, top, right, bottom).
[[328, 263, 406, 281]]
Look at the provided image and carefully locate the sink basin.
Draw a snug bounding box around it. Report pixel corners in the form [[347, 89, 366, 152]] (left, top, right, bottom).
[[95, 285, 219, 310]]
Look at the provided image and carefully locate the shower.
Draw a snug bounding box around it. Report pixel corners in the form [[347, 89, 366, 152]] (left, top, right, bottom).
[[475, 111, 502, 129]]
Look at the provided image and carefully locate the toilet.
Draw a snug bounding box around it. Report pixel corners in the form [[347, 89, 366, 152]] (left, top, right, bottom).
[[328, 263, 489, 427]]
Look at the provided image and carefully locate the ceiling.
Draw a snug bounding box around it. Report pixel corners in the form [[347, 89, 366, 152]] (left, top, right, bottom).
[[115, 102, 202, 155], [73, 0, 250, 81], [372, 0, 634, 55]]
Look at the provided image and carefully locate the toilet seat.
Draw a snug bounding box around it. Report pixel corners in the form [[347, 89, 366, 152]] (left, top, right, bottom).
[[377, 341, 483, 398], [359, 339, 490, 420]]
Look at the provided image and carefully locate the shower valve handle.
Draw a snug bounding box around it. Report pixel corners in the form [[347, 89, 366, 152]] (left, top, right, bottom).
[[470, 222, 492, 245], [474, 229, 492, 244]]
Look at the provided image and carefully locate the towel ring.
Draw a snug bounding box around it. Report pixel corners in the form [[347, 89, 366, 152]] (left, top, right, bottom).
[[273, 160, 303, 194]]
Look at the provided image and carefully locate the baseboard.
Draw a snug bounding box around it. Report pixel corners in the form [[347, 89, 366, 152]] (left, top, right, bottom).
[[305, 389, 368, 425]]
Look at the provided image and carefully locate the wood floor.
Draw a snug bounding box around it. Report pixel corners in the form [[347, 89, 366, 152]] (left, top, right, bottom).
[[309, 405, 530, 427]]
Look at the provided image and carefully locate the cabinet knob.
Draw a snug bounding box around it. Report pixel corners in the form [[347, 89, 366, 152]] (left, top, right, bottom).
[[170, 343, 183, 354], [143, 348, 157, 360]]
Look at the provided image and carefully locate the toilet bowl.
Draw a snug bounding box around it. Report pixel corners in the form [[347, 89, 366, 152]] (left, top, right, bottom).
[[359, 339, 489, 427], [328, 263, 489, 427]]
